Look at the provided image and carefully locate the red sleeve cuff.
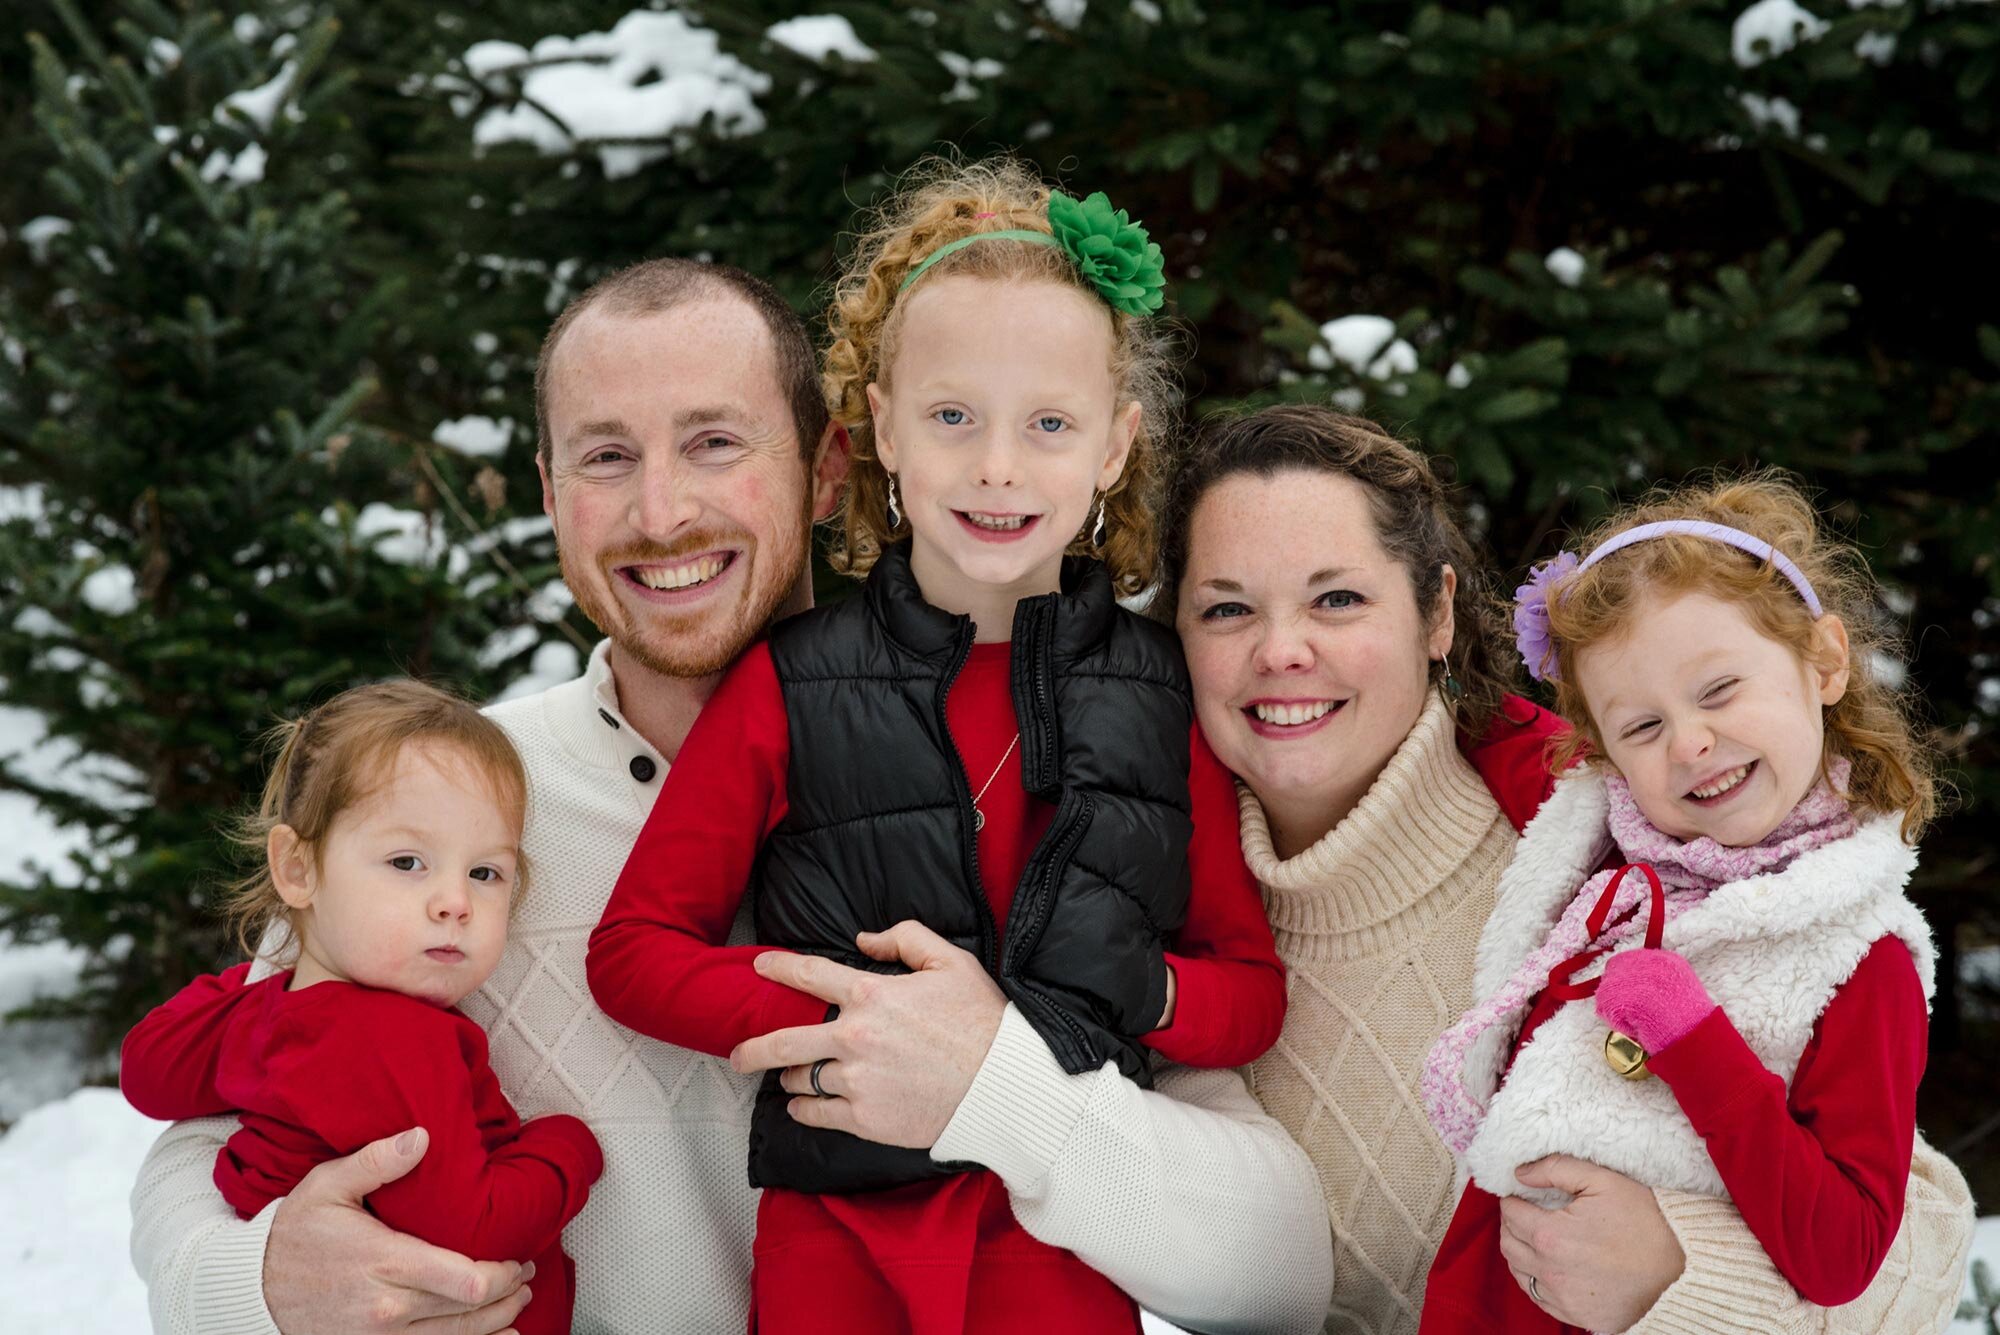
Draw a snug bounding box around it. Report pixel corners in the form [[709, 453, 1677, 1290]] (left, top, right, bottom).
[[1141, 953, 1285, 1068], [752, 950, 840, 1036], [1645, 1004, 1778, 1131]]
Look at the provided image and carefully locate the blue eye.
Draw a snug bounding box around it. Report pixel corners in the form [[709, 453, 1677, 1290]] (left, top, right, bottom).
[[1201, 602, 1249, 620], [1316, 590, 1362, 610], [936, 408, 967, 426], [1035, 415, 1068, 433]]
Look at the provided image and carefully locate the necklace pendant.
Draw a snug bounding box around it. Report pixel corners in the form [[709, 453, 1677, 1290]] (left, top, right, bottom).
[[973, 809, 985, 833]]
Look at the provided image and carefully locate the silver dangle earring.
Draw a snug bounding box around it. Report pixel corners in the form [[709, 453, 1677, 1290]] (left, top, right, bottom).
[[886, 473, 903, 529], [1436, 658, 1464, 704], [1089, 494, 1107, 548]]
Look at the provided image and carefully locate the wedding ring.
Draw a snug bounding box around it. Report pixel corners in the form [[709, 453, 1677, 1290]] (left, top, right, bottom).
[[809, 1057, 833, 1099]]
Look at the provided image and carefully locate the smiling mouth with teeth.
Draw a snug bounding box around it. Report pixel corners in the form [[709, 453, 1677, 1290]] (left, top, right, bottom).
[[1687, 761, 1755, 800], [626, 553, 732, 591], [1248, 700, 1340, 726], [959, 511, 1034, 531]]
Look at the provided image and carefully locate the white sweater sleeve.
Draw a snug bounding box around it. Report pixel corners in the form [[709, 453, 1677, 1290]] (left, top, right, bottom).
[[130, 1114, 282, 1335], [933, 1004, 1333, 1334]]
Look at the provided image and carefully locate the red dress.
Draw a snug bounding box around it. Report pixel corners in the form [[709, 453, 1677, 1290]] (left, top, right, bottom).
[[121, 967, 604, 1335], [589, 640, 1288, 1334]]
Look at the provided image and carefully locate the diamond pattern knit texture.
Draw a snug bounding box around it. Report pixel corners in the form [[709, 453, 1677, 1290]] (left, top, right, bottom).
[[1238, 696, 1516, 1335]]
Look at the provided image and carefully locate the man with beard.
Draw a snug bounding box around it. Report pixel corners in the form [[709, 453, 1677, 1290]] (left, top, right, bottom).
[[128, 260, 1333, 1335]]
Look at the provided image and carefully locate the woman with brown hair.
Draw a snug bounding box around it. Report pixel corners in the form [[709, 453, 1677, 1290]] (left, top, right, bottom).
[[1161, 404, 1973, 1334]]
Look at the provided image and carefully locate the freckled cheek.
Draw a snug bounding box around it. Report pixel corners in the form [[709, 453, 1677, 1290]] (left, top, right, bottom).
[[1314, 626, 1394, 691], [557, 482, 632, 550], [1186, 637, 1251, 712]]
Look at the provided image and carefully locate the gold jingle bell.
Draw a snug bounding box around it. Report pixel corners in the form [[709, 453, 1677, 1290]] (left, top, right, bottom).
[[1604, 1029, 1651, 1080]]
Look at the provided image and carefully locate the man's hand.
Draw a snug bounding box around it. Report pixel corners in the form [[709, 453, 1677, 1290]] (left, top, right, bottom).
[[731, 921, 1007, 1149], [1499, 1155, 1685, 1333], [265, 1127, 533, 1335]]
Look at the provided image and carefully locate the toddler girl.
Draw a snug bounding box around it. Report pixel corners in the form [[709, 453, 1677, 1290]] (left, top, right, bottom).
[[1417, 475, 1940, 1333], [587, 158, 1286, 1333], [121, 679, 603, 1335]]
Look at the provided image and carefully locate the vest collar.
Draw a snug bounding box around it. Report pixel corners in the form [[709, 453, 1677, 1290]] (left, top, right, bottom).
[[864, 541, 1118, 659]]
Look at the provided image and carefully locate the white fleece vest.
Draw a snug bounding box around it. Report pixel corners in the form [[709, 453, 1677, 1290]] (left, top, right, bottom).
[[1458, 770, 1934, 1205]]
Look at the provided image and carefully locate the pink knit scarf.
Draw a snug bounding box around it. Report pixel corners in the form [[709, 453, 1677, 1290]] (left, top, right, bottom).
[[1420, 760, 1856, 1154]]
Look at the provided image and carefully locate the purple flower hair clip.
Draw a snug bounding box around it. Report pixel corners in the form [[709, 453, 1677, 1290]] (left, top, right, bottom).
[[1513, 551, 1579, 683]]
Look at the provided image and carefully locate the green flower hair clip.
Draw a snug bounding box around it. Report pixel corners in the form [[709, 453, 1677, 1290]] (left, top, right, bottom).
[[1047, 190, 1167, 317], [898, 188, 1168, 317]]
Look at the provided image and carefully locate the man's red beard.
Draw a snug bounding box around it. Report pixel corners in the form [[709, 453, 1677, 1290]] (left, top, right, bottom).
[[557, 525, 808, 680]]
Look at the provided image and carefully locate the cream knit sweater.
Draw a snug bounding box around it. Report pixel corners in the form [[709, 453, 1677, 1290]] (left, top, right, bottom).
[[127, 640, 1334, 1335], [1238, 695, 1973, 1335]]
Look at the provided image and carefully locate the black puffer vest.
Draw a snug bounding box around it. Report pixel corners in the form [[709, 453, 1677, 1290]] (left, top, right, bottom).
[[747, 543, 1195, 1194]]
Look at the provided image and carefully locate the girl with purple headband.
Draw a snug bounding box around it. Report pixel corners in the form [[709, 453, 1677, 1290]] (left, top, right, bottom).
[[1415, 473, 1962, 1335]]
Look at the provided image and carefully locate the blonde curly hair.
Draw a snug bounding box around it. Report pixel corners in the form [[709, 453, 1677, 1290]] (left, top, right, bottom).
[[822, 156, 1180, 596], [1543, 472, 1938, 843]]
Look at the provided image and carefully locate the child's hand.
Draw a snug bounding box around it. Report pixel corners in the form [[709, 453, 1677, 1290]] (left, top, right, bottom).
[[1594, 948, 1716, 1054]]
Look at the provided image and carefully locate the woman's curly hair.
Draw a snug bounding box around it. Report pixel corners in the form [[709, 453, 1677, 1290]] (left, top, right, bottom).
[[822, 156, 1181, 596], [1543, 471, 1939, 843]]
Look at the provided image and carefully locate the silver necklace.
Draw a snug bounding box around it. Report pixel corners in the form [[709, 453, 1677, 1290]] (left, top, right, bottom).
[[969, 732, 1021, 832]]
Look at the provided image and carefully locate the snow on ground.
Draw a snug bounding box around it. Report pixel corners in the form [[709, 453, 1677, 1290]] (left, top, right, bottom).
[[0, 1089, 165, 1329], [1951, 1216, 2000, 1332]]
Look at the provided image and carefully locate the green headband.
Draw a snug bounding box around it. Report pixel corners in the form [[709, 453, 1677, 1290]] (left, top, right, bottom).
[[898, 189, 1167, 317]]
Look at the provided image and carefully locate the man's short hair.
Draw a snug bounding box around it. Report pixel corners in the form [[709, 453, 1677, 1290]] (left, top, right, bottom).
[[534, 258, 830, 464]]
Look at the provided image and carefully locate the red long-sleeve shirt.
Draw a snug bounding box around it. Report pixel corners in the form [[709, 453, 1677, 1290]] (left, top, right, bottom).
[[120, 964, 603, 1335], [1421, 934, 1927, 1334], [588, 639, 1286, 1334]]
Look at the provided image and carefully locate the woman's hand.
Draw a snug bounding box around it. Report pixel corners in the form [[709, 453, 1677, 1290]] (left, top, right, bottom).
[[730, 921, 1007, 1149], [265, 1128, 532, 1335], [1500, 1155, 1685, 1333]]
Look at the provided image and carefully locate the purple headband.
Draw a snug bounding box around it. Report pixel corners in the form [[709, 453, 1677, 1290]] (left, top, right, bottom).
[[1513, 520, 1824, 683]]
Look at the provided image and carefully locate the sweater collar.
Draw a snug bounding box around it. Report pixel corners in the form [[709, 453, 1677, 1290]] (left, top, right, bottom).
[[1238, 693, 1504, 938], [864, 540, 1119, 660], [537, 637, 666, 776]]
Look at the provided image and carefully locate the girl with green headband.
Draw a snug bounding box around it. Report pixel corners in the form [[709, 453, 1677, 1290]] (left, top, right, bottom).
[[589, 156, 1288, 1333]]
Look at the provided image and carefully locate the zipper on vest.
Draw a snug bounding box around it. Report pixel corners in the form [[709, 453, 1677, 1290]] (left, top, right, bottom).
[[1010, 594, 1061, 795], [937, 621, 1000, 975], [1005, 789, 1093, 971], [1002, 590, 1066, 971]]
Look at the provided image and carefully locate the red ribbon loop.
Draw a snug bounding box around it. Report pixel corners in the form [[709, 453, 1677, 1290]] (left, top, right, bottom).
[[1545, 862, 1667, 1000]]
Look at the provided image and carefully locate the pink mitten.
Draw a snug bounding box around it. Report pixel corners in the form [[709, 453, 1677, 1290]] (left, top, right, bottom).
[[1594, 948, 1716, 1054]]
